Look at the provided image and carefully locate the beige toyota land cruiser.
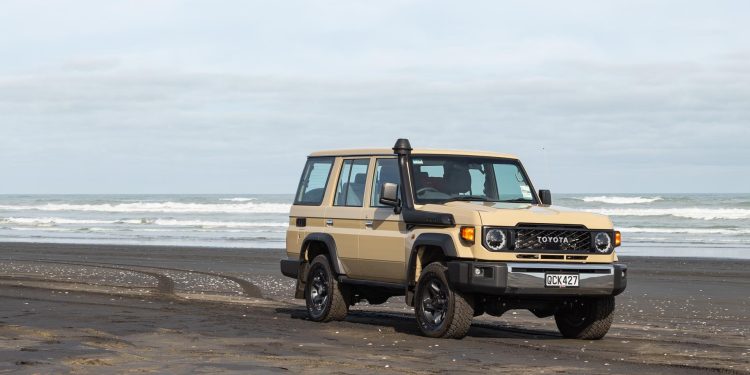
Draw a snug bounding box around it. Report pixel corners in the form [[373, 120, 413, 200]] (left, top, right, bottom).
[[280, 139, 626, 339]]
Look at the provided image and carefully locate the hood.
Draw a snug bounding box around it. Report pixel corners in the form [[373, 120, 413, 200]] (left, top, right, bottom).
[[423, 201, 613, 229]]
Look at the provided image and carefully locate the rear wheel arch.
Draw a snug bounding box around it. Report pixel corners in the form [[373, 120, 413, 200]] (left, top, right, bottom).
[[300, 233, 344, 275], [294, 234, 345, 300]]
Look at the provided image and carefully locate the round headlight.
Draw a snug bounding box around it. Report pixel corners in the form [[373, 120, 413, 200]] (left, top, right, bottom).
[[594, 232, 612, 253], [485, 229, 507, 251]]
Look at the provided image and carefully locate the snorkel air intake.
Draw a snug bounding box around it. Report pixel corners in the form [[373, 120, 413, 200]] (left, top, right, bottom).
[[393, 138, 415, 211], [393, 139, 455, 227]]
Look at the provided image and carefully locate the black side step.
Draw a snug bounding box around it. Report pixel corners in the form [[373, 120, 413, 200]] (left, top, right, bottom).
[[338, 276, 405, 291]]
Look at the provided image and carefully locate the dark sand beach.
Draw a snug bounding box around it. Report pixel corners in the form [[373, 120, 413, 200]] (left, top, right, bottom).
[[0, 242, 747, 374]]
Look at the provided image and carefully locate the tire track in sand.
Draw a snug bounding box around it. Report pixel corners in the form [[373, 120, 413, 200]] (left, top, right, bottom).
[[0, 258, 261, 298], [0, 259, 175, 295]]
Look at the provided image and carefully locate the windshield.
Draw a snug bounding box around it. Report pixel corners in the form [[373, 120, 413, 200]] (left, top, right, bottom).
[[410, 156, 536, 204]]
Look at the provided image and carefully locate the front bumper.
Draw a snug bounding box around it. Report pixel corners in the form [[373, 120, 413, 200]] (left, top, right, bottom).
[[447, 261, 627, 296]]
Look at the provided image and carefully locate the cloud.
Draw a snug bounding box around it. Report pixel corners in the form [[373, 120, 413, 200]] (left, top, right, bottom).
[[0, 1, 748, 193], [2, 52, 748, 194]]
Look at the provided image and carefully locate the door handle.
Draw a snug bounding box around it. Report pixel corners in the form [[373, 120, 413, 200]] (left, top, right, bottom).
[[325, 219, 334, 226], [365, 220, 373, 228]]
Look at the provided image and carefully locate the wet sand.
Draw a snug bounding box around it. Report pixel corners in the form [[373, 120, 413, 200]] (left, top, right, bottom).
[[0, 242, 748, 374]]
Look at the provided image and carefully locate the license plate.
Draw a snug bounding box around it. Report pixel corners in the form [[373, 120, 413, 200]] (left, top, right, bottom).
[[545, 273, 579, 288]]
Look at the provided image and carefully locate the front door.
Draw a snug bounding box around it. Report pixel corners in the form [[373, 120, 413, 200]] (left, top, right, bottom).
[[358, 158, 408, 283]]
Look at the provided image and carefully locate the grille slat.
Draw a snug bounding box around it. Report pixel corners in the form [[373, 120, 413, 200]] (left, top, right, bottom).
[[514, 227, 592, 252]]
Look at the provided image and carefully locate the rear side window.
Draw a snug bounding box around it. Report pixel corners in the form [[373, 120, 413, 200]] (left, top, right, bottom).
[[294, 157, 334, 205], [334, 159, 370, 207]]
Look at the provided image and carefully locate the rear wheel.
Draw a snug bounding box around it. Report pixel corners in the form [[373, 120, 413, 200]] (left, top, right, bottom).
[[554, 296, 614, 340], [305, 255, 348, 322], [414, 263, 474, 339]]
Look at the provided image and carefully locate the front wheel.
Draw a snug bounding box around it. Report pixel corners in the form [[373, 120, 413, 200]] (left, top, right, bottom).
[[305, 255, 348, 322], [414, 263, 474, 339], [554, 296, 614, 340]]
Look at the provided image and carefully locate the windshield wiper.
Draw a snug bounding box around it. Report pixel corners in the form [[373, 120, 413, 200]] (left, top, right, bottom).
[[445, 196, 494, 202], [497, 198, 533, 203]]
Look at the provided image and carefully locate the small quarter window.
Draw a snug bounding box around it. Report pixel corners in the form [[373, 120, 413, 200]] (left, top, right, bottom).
[[334, 159, 370, 207], [294, 157, 334, 205], [371, 158, 400, 207]]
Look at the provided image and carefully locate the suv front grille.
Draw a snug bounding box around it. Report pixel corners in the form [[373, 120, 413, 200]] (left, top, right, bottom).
[[514, 227, 592, 252]]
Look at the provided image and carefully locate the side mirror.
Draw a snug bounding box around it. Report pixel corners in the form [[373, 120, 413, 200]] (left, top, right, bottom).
[[379, 182, 401, 213], [538, 189, 552, 205]]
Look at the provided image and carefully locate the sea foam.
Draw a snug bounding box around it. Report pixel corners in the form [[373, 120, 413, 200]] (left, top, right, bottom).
[[618, 227, 750, 235], [1, 217, 288, 228], [579, 196, 662, 204], [587, 208, 750, 220], [132, 219, 288, 228], [0, 217, 113, 225], [0, 202, 291, 214]]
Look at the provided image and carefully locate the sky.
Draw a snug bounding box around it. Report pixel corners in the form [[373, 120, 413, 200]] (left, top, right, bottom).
[[1, 0, 748, 194]]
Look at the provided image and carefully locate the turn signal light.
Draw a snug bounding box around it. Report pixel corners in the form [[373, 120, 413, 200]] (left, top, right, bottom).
[[615, 231, 621, 247], [460, 226, 475, 243]]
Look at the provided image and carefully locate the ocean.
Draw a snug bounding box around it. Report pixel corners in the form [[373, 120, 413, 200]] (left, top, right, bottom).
[[0, 194, 748, 259]]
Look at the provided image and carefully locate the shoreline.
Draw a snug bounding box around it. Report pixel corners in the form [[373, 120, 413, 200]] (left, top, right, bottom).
[[0, 239, 748, 260]]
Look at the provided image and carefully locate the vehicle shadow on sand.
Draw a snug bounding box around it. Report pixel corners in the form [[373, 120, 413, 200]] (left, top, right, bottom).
[[277, 306, 562, 340]]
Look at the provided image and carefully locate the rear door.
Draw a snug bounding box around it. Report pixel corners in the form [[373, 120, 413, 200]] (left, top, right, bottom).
[[324, 158, 370, 277]]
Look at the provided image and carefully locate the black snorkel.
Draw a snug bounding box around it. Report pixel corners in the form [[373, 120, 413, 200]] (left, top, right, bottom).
[[393, 139, 455, 227]]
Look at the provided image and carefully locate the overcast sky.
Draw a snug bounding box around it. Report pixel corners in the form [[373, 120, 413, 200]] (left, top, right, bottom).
[[1, 1, 748, 194]]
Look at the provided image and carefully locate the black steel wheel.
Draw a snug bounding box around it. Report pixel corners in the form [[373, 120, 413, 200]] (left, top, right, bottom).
[[555, 296, 614, 340], [414, 263, 474, 339], [305, 255, 348, 322]]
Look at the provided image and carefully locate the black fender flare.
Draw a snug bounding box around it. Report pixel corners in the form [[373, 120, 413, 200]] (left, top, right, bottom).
[[406, 233, 458, 287], [301, 232, 345, 275]]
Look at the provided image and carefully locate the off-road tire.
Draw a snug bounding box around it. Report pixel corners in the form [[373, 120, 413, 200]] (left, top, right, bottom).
[[414, 263, 474, 339], [305, 255, 348, 322], [554, 296, 614, 340]]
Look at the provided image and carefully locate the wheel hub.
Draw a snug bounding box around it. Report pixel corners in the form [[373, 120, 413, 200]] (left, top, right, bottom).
[[561, 300, 589, 327], [309, 268, 329, 313], [420, 279, 448, 327]]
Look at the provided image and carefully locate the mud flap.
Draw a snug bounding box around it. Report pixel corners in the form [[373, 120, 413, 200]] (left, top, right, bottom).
[[294, 262, 309, 299]]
